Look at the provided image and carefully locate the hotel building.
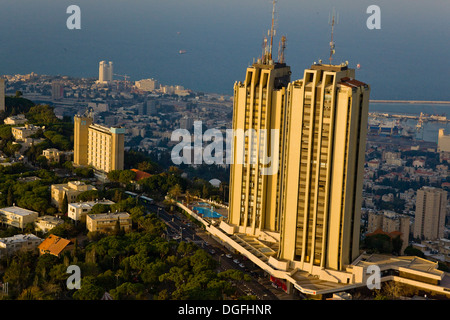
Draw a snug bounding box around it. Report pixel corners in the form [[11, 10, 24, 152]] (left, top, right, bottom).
[[278, 63, 370, 271], [174, 7, 450, 297], [73, 114, 125, 173], [225, 56, 370, 272]]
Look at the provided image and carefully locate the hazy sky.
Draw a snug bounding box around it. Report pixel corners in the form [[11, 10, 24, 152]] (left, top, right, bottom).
[[0, 0, 449, 99]]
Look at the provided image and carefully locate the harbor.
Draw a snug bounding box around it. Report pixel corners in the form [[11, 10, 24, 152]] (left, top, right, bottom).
[[368, 102, 450, 143]]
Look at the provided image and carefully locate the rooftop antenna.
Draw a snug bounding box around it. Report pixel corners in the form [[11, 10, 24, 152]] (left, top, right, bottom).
[[278, 35, 287, 64], [328, 8, 339, 65], [269, 0, 277, 61], [261, 0, 277, 64]]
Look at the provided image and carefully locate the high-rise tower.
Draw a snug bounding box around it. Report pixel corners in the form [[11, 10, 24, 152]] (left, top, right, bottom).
[[414, 187, 447, 240], [225, 5, 370, 273], [278, 63, 370, 271], [98, 61, 113, 84], [227, 0, 291, 237], [74, 112, 125, 173]]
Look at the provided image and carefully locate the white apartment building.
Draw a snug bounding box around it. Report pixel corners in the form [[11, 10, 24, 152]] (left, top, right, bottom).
[[0, 234, 42, 259], [68, 199, 115, 222], [35, 215, 64, 233], [50, 181, 97, 208], [0, 206, 39, 229]]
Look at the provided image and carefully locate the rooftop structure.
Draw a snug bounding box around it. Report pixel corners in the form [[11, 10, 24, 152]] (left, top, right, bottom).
[[38, 234, 73, 257]]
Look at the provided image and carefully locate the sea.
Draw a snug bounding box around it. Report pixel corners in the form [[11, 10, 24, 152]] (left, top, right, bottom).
[[0, 0, 448, 143], [0, 1, 448, 97]]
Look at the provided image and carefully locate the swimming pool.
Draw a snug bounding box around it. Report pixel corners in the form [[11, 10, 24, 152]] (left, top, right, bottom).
[[195, 202, 210, 206], [193, 206, 223, 219]]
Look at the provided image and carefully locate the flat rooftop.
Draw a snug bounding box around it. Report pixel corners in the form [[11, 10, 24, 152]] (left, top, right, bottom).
[[354, 253, 444, 278], [0, 206, 38, 216], [87, 212, 130, 220], [69, 199, 115, 209], [310, 63, 348, 72]]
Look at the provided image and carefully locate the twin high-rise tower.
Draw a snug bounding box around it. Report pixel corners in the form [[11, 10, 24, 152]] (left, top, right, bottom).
[[226, 7, 370, 272]]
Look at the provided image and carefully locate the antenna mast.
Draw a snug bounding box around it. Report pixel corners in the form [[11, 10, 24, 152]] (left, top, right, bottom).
[[278, 35, 286, 64], [329, 9, 338, 65], [269, 0, 277, 60]]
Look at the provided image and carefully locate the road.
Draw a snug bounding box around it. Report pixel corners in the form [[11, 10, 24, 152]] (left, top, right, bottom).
[[145, 203, 282, 300]]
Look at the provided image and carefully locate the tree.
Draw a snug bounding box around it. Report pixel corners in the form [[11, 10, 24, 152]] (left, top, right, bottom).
[[113, 217, 123, 236], [391, 235, 403, 255], [119, 170, 136, 185], [404, 245, 425, 258], [72, 277, 104, 300], [76, 190, 100, 202], [61, 193, 68, 214], [7, 185, 14, 206], [169, 184, 182, 201]]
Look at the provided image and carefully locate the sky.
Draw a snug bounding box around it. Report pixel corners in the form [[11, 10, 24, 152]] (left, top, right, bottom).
[[0, 0, 449, 100]]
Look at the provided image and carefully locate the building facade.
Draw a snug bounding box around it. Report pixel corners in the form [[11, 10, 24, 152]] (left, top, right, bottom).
[[414, 187, 448, 240], [34, 215, 64, 233], [367, 210, 411, 254], [11, 124, 42, 141], [98, 61, 113, 84], [0, 234, 42, 259], [74, 114, 125, 173], [0, 206, 39, 229], [279, 64, 370, 271], [50, 181, 97, 208], [68, 199, 115, 222], [227, 57, 291, 238], [135, 78, 159, 92], [224, 56, 370, 272], [86, 212, 132, 233]]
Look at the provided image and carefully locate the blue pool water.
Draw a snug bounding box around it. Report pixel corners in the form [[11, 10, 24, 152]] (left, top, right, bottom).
[[193, 206, 223, 219]]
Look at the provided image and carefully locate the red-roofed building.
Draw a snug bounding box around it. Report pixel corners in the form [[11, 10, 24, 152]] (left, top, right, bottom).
[[131, 169, 152, 181]]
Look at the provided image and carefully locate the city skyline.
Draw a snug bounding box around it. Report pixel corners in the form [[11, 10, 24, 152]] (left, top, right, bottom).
[[0, 0, 449, 305], [0, 1, 448, 100]]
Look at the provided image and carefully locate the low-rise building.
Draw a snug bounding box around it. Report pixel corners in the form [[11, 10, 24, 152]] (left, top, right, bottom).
[[0, 234, 42, 259], [4, 114, 27, 125], [35, 215, 64, 233], [11, 124, 43, 141], [50, 181, 97, 208], [38, 234, 73, 257], [0, 206, 39, 229], [86, 211, 131, 233], [367, 210, 411, 254], [42, 148, 73, 163], [68, 199, 115, 222]]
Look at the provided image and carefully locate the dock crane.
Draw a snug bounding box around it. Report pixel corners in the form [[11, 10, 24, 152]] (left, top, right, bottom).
[[113, 73, 130, 89]]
